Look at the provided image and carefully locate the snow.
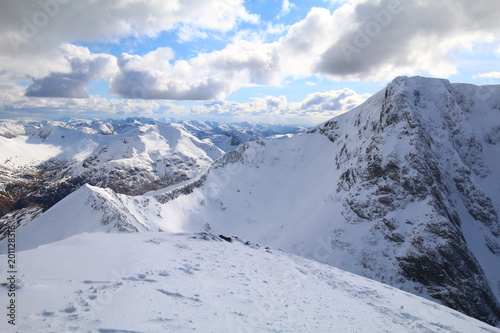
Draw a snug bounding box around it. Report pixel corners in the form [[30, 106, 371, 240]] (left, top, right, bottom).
[[0, 118, 224, 177], [5, 184, 183, 252], [0, 135, 62, 166], [1, 232, 497, 333], [7, 185, 118, 250]]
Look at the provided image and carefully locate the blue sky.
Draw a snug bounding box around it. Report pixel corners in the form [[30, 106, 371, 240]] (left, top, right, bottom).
[[0, 0, 499, 125]]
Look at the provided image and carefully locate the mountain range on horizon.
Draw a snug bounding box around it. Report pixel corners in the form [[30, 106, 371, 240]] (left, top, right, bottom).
[[1, 76, 500, 329], [0, 117, 306, 237]]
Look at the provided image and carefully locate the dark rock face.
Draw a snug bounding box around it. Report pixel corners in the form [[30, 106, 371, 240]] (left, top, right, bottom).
[[0, 154, 191, 234], [398, 242, 500, 324], [313, 76, 500, 325]]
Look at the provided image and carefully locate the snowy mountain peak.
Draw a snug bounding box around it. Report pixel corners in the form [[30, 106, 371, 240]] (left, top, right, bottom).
[[307, 76, 500, 324]]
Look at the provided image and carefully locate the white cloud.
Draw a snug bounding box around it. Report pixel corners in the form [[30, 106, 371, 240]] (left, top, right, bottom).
[[1, 82, 368, 124], [280, 0, 297, 16], [474, 71, 500, 79], [265, 23, 287, 36], [315, 0, 500, 80], [0, 42, 118, 98], [109, 40, 283, 100], [176, 25, 209, 43], [282, 0, 291, 14], [24, 44, 118, 98], [109, 47, 231, 100], [0, 0, 258, 57]]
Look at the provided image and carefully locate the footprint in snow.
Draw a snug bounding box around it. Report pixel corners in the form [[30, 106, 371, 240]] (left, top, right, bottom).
[[156, 289, 201, 302], [158, 270, 170, 277], [122, 273, 157, 283]]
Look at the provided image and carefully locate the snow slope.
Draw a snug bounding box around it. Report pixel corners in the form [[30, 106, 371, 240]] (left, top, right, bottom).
[[175, 119, 307, 152], [8, 184, 179, 251], [1, 232, 498, 333]]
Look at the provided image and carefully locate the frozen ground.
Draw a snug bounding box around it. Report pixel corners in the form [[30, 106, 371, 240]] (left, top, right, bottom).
[[1, 232, 499, 333]]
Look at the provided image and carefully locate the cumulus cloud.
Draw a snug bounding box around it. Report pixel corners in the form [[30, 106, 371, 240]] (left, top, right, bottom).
[[278, 7, 337, 75], [0, 0, 258, 57], [25, 44, 117, 98], [109, 48, 230, 100], [111, 68, 229, 100], [2, 81, 367, 124], [0, 0, 258, 91], [109, 40, 283, 100], [202, 40, 282, 86], [475, 71, 500, 79], [25, 72, 91, 98], [315, 0, 500, 80]]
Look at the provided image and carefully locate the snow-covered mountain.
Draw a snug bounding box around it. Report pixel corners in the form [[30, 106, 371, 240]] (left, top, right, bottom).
[[152, 76, 500, 325], [0, 118, 304, 239], [0, 118, 223, 238], [174, 119, 307, 152], [1, 232, 498, 333], [2, 76, 500, 326]]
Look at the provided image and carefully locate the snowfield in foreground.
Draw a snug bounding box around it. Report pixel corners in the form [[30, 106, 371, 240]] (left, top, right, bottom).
[[1, 232, 498, 333]]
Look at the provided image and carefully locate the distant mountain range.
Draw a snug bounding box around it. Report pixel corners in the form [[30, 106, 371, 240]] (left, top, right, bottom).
[[0, 117, 306, 237], [1, 76, 499, 327]]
